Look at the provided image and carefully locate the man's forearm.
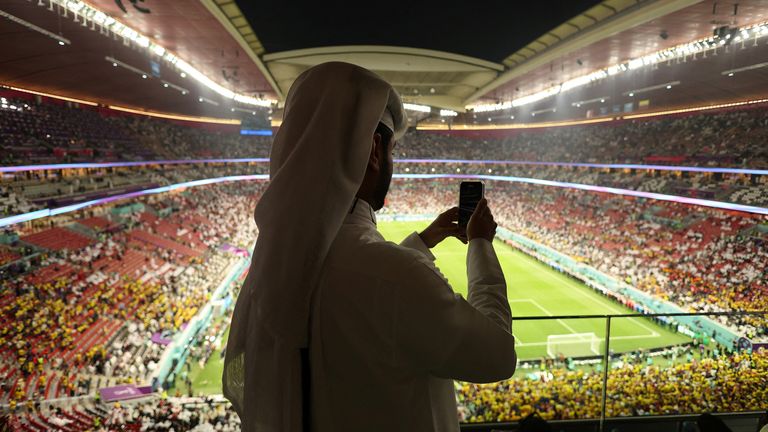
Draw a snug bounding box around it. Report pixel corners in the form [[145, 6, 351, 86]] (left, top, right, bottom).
[[466, 238, 512, 332]]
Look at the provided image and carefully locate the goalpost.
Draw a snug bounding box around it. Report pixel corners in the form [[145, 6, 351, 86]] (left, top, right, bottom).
[[546, 332, 601, 358]]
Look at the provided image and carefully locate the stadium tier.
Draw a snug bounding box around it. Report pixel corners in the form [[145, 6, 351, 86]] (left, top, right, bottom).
[[3, 0, 768, 430], [1, 178, 766, 429], [3, 92, 768, 168]]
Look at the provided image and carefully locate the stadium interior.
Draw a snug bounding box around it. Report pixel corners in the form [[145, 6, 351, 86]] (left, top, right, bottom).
[[1, 0, 767, 430]]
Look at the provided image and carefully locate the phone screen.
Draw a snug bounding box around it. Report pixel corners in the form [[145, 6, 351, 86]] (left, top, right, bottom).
[[458, 181, 484, 227]]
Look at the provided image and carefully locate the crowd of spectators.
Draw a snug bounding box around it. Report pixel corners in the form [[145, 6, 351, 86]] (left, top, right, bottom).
[[4, 95, 768, 223], [456, 349, 767, 422], [2, 396, 240, 431], [2, 94, 768, 426], [0, 97, 139, 165], [122, 116, 271, 160], [0, 176, 765, 428], [0, 182, 263, 416], [3, 94, 768, 168], [397, 161, 768, 206], [4, 160, 766, 221], [0, 163, 268, 218], [0, 96, 271, 166], [397, 106, 768, 167]]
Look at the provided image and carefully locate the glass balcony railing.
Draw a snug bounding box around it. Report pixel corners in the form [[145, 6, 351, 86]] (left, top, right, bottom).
[[457, 311, 767, 431]]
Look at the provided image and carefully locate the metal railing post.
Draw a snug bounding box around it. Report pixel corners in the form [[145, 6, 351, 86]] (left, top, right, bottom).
[[599, 315, 612, 432]]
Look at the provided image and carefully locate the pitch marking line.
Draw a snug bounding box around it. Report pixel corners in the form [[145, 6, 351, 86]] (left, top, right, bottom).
[[495, 241, 659, 337], [515, 334, 660, 348], [530, 263, 660, 337], [527, 298, 583, 335], [508, 299, 531, 344], [509, 298, 579, 341], [508, 297, 661, 347]]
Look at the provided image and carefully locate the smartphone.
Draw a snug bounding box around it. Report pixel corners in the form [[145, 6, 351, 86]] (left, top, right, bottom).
[[458, 181, 484, 227]]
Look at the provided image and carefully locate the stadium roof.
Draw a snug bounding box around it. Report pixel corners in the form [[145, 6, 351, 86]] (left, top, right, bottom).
[[475, 0, 768, 104], [1, 0, 768, 122], [238, 0, 603, 64]]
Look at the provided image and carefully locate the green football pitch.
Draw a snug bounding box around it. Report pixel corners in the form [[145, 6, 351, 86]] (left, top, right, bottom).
[[188, 220, 689, 394]]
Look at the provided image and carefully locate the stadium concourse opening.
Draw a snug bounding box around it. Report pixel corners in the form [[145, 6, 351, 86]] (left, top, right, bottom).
[[1, 0, 768, 431]]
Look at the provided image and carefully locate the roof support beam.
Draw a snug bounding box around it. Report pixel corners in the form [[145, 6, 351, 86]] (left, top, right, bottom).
[[199, 0, 284, 100], [464, 0, 701, 106]]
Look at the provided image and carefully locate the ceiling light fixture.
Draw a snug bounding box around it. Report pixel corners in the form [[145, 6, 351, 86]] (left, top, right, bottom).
[[0, 9, 71, 46], [403, 103, 431, 113], [531, 107, 557, 116], [721, 61, 768, 76], [44, 0, 274, 107], [106, 56, 152, 81], [571, 96, 609, 107], [466, 20, 768, 112], [623, 81, 680, 96], [198, 97, 219, 106]]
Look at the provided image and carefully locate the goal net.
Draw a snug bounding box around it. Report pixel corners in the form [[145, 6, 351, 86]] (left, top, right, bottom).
[[546, 332, 601, 358]]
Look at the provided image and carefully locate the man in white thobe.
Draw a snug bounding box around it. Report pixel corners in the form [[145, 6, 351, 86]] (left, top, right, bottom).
[[223, 62, 516, 432], [310, 199, 516, 431]]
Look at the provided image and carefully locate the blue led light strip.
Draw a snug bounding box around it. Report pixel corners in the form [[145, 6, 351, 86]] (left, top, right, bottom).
[[395, 174, 768, 215], [0, 175, 268, 228], [0, 159, 269, 173], [1, 173, 765, 228], [395, 159, 768, 175], [2, 159, 768, 176]]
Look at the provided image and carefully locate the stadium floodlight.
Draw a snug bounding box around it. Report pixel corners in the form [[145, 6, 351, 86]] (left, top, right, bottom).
[[622, 81, 680, 97], [403, 103, 431, 113], [571, 96, 609, 107], [512, 86, 561, 108], [0, 8, 71, 46], [531, 107, 556, 116], [196, 97, 221, 106], [546, 333, 601, 358], [721, 61, 768, 77], [106, 56, 152, 81], [232, 106, 264, 115], [470, 101, 513, 113], [465, 20, 768, 113], [39, 0, 276, 109]]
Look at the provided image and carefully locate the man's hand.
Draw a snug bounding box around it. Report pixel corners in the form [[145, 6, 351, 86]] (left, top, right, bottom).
[[467, 198, 497, 242], [418, 207, 467, 248]]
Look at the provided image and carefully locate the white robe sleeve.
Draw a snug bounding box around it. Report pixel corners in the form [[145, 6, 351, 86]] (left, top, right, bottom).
[[399, 232, 436, 261], [394, 238, 516, 383], [466, 238, 512, 332]]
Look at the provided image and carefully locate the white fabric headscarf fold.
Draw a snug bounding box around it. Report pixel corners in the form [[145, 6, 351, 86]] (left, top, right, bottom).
[[223, 62, 406, 432]]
